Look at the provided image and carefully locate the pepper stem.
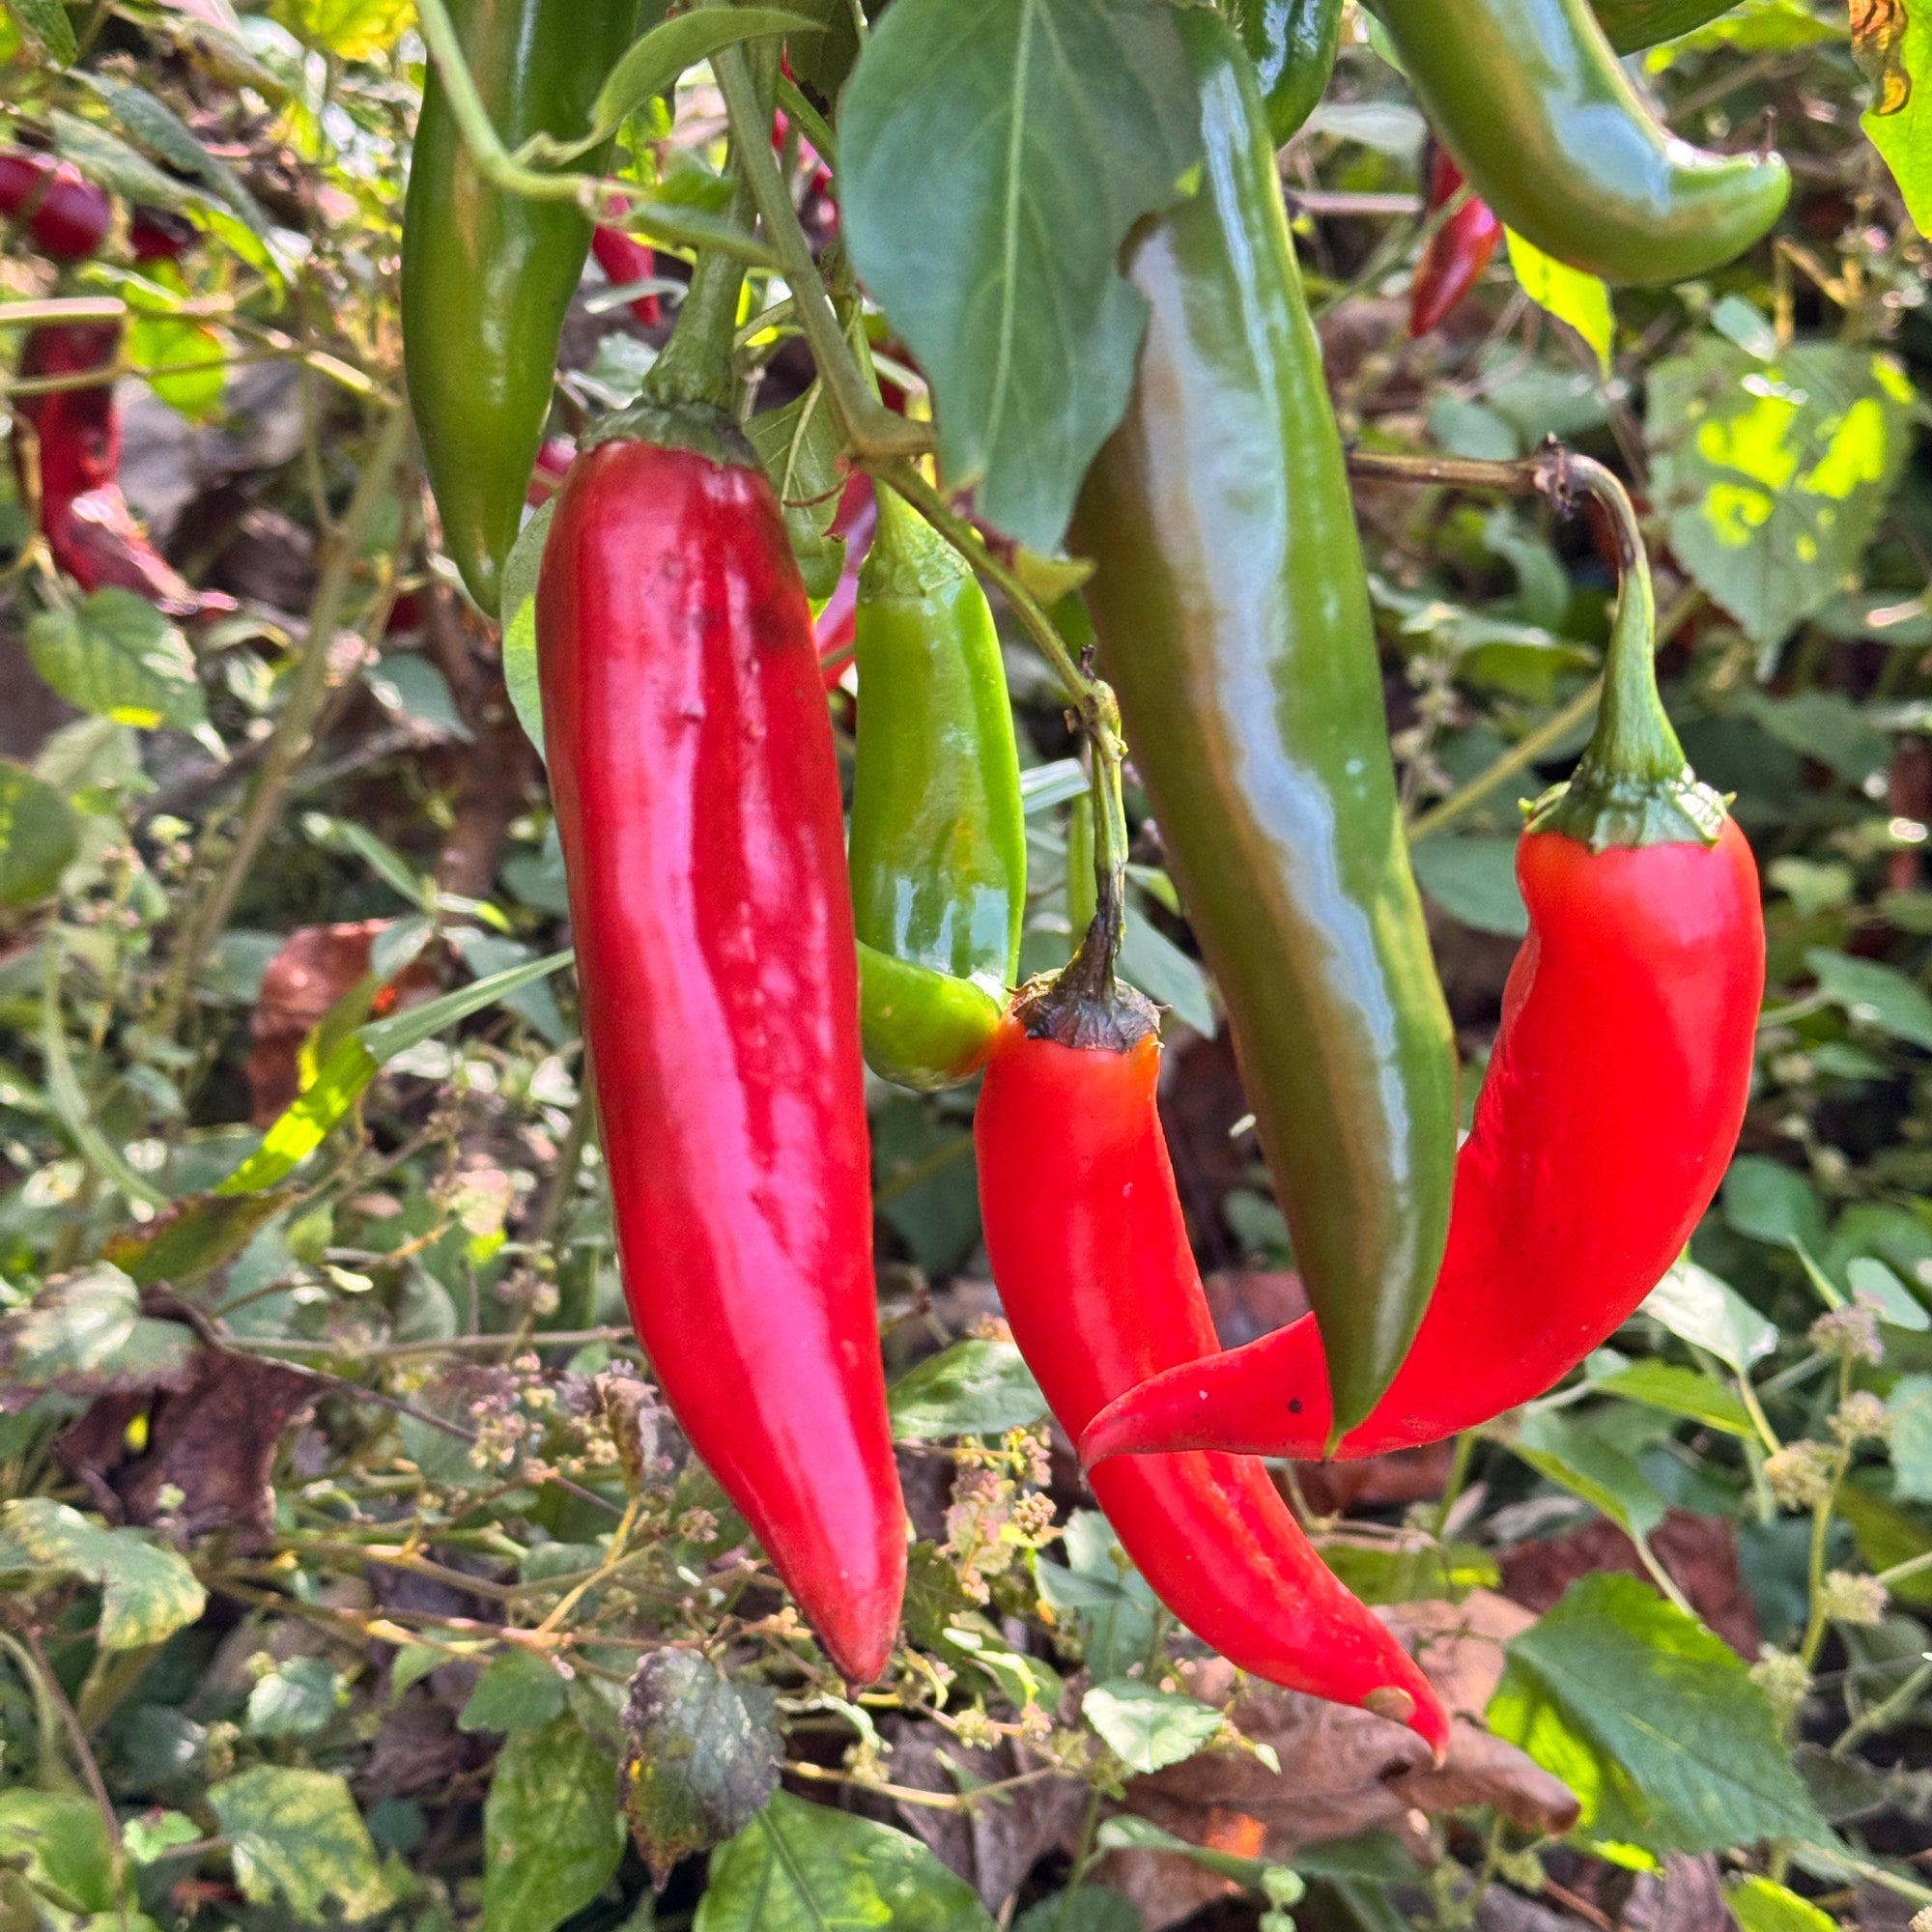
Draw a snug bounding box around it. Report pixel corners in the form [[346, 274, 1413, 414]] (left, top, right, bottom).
[[643, 136, 759, 413], [1344, 440, 1725, 849]]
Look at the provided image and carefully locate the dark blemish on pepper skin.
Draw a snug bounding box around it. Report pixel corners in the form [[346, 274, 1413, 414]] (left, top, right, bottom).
[[1288, 1398, 1302, 1413]]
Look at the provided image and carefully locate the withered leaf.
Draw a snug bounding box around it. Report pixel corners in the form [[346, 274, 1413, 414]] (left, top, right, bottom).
[[620, 1650, 780, 1884]]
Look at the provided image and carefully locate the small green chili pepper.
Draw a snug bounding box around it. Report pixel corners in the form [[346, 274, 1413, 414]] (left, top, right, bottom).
[[403, 0, 639, 615], [849, 485, 1026, 1091], [1236, 0, 1343, 146]]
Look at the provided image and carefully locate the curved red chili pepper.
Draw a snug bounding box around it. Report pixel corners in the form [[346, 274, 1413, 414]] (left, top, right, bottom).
[[1408, 150, 1503, 338], [589, 226, 661, 328], [13, 322, 235, 619], [976, 996, 1449, 1753], [536, 420, 904, 1686], [0, 151, 112, 261], [1082, 531, 1764, 1468]]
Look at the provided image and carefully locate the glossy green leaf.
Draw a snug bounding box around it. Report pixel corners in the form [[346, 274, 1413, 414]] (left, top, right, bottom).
[[483, 1716, 626, 1932], [696, 1791, 997, 1932], [841, 0, 1200, 550], [1639, 1259, 1778, 1375], [1587, 1357, 1754, 1436], [1510, 1407, 1669, 1546]]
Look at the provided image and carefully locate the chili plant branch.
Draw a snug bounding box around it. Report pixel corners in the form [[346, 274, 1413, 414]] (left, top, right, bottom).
[[700, 1, 927, 460], [157, 401, 411, 1037]]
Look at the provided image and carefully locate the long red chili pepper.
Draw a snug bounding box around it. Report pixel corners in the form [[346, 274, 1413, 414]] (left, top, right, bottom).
[[1081, 499, 1763, 1467], [13, 322, 233, 619], [0, 150, 111, 261], [536, 237, 903, 1686], [590, 226, 662, 327], [976, 954, 1448, 1752], [1408, 150, 1503, 338]]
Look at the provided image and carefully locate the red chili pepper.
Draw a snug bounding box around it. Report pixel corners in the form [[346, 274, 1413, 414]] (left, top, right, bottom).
[[536, 244, 903, 1684], [1408, 150, 1503, 338], [129, 206, 195, 264], [1081, 504, 1763, 1468], [976, 971, 1448, 1752], [589, 226, 661, 327], [0, 151, 112, 261], [12, 322, 235, 620], [526, 435, 576, 505]]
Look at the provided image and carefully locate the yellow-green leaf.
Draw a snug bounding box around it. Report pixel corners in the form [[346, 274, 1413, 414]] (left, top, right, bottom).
[[1505, 228, 1614, 377]]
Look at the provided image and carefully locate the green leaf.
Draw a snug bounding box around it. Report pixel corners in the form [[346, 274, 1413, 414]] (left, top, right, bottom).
[[784, 0, 863, 100], [1737, 690, 1891, 786], [1586, 1357, 1754, 1437], [218, 951, 574, 1193], [1647, 338, 1918, 655], [1033, 1509, 1158, 1678], [0, 761, 79, 907], [102, 1186, 295, 1288], [127, 309, 228, 422], [1846, 1253, 1927, 1328], [890, 1337, 1048, 1440], [1504, 229, 1614, 377], [1727, 1876, 1838, 1932], [47, 110, 213, 216], [458, 1648, 569, 1735], [1723, 1152, 1828, 1253], [696, 1791, 998, 1932], [620, 1650, 781, 1883], [0, 1263, 195, 1394], [1120, 895, 1216, 1034], [1014, 1889, 1144, 1932], [0, 1790, 116, 1913], [245, 1655, 345, 1738], [747, 387, 847, 601], [1083, 1679, 1223, 1775], [208, 1765, 391, 1922], [840, 0, 1200, 551], [6, 0, 75, 63], [593, 10, 821, 144], [1805, 948, 1932, 1053], [1639, 1257, 1778, 1375], [500, 497, 554, 759], [1510, 1408, 1668, 1546], [123, 1809, 201, 1864], [86, 75, 272, 235], [1835, 1483, 1932, 1608], [484, 1715, 626, 1932], [1862, 0, 1932, 237], [269, 0, 412, 59], [0, 1498, 206, 1650], [27, 590, 207, 732], [1888, 1375, 1932, 1501], [1411, 835, 1528, 938], [1487, 1573, 1826, 1853]]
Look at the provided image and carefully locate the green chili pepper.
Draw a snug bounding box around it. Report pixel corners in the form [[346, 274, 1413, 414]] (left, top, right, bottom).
[[403, 0, 639, 615], [849, 485, 1025, 1091], [1371, 0, 1787, 285], [1236, 0, 1343, 146], [1071, 8, 1457, 1441]]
